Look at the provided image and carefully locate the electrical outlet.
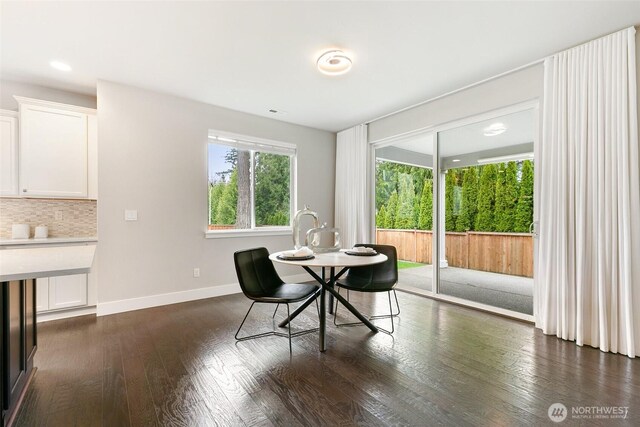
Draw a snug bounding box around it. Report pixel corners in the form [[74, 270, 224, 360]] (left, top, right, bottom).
[[193, 268, 200, 278], [54, 210, 63, 221]]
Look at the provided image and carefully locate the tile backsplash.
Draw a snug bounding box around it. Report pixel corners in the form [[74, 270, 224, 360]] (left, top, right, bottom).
[[0, 198, 97, 239]]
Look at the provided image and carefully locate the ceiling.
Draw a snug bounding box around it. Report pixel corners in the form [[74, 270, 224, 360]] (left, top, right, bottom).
[[438, 109, 534, 157], [392, 108, 533, 156], [2, 2, 639, 132]]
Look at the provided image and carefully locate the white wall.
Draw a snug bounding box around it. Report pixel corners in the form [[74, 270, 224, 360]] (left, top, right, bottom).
[[0, 79, 97, 110], [368, 64, 544, 143], [96, 81, 335, 313], [370, 28, 640, 144]]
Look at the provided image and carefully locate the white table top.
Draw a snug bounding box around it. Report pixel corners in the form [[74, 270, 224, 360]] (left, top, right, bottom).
[[270, 249, 387, 268], [0, 244, 97, 282]]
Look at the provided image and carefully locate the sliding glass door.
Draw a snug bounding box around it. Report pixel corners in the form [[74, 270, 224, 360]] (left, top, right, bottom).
[[435, 108, 535, 315], [373, 104, 537, 317], [374, 133, 434, 293]]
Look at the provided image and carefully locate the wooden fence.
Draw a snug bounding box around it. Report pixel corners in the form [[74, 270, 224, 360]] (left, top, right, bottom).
[[208, 225, 235, 230], [376, 229, 533, 278]]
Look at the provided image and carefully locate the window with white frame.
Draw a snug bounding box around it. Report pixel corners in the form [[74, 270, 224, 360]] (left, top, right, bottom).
[[207, 131, 296, 235]]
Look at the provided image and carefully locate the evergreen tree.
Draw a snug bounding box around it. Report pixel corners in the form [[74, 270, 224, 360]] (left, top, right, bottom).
[[514, 160, 534, 232], [413, 197, 420, 230], [395, 174, 416, 229], [254, 152, 290, 226], [445, 170, 457, 231], [384, 191, 399, 229], [418, 179, 433, 230], [209, 182, 225, 224], [375, 161, 433, 213], [495, 162, 519, 232], [376, 205, 387, 228], [494, 163, 507, 231], [215, 170, 238, 225], [375, 161, 398, 211], [455, 167, 479, 232], [475, 164, 497, 231]]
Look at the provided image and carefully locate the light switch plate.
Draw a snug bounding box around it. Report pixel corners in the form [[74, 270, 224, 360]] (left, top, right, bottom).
[[124, 210, 138, 221]]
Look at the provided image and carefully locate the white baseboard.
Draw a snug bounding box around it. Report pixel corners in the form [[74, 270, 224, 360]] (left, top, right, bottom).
[[37, 306, 97, 323], [96, 273, 314, 317]]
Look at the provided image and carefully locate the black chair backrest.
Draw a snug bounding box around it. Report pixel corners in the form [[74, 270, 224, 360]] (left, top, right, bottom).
[[347, 244, 398, 289], [234, 247, 284, 298]]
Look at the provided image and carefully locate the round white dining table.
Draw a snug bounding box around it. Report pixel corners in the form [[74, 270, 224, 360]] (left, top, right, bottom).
[[270, 249, 388, 352]]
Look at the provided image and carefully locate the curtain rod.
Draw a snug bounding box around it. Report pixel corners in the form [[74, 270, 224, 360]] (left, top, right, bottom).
[[360, 25, 636, 130], [361, 57, 544, 128]]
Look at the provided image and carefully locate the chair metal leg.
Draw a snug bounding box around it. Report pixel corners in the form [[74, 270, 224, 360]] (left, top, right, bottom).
[[272, 303, 280, 318], [333, 289, 398, 334], [235, 301, 319, 351], [236, 301, 273, 341], [378, 291, 395, 335], [333, 287, 368, 328], [369, 289, 401, 319]]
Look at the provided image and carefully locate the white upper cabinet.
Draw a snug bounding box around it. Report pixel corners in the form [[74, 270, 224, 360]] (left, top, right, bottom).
[[0, 110, 19, 196], [16, 97, 96, 199], [87, 114, 98, 199]]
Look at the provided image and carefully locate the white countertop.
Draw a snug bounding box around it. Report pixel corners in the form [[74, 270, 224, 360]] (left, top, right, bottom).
[[0, 237, 98, 246], [0, 244, 97, 282]]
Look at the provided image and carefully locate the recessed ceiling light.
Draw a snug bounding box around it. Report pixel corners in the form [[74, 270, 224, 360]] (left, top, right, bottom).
[[483, 122, 507, 137], [317, 50, 353, 76], [50, 60, 72, 72], [452, 159, 461, 163]]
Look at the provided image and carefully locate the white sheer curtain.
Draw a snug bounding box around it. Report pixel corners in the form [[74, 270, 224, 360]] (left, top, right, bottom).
[[335, 124, 371, 249], [536, 27, 640, 357]]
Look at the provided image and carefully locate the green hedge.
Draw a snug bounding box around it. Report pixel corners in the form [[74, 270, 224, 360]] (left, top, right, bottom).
[[376, 160, 534, 233]]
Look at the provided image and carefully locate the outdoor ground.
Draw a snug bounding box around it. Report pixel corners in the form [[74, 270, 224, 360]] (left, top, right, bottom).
[[396, 263, 533, 315]]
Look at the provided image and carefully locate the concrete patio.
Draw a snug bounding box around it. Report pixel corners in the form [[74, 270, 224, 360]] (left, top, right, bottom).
[[397, 265, 533, 315]]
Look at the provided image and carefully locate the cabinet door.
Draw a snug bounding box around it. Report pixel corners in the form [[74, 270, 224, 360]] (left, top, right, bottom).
[[0, 113, 19, 196], [49, 274, 87, 310], [20, 104, 88, 197], [3, 281, 25, 409], [35, 278, 49, 312], [87, 114, 98, 200], [25, 280, 36, 362]]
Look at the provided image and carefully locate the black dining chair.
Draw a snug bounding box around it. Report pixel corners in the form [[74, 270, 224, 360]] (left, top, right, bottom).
[[234, 247, 319, 353], [333, 244, 400, 334]]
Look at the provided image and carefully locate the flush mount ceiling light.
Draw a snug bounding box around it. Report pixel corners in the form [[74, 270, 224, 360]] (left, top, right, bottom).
[[483, 122, 507, 137], [50, 60, 72, 72], [452, 159, 461, 163], [316, 50, 352, 76]]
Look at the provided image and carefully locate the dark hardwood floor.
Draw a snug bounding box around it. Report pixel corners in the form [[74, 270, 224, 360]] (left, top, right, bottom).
[[15, 291, 639, 426]]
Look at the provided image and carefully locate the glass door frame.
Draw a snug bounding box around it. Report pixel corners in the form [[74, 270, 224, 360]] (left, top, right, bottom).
[[370, 99, 539, 322]]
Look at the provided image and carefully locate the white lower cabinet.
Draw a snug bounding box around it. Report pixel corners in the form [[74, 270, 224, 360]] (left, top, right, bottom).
[[36, 273, 88, 312], [35, 278, 49, 312]]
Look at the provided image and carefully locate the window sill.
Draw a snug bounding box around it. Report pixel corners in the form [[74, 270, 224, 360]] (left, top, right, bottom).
[[205, 228, 293, 239]]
